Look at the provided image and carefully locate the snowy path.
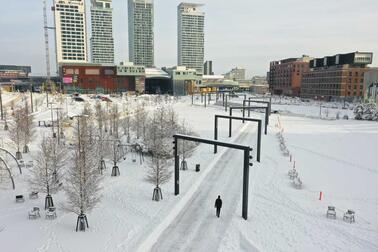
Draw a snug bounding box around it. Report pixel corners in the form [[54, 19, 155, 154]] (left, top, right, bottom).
[[150, 124, 258, 251]]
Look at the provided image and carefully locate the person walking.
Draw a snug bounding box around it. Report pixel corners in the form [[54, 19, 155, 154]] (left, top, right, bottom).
[[214, 195, 222, 218]]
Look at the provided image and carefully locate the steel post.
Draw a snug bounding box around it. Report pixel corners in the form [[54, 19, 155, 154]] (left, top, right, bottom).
[[242, 148, 250, 220], [174, 138, 179, 195]]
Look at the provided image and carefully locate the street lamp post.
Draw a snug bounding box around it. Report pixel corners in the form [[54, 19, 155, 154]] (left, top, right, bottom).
[[0, 84, 3, 120]]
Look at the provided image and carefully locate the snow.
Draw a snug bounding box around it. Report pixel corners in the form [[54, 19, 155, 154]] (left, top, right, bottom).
[[0, 93, 378, 252]]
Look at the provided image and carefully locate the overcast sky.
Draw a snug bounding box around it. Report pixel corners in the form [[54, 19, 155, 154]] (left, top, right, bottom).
[[0, 0, 377, 78]]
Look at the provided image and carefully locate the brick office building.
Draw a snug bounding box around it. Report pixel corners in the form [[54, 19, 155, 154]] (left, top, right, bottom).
[[301, 52, 373, 100], [268, 55, 312, 96], [61, 63, 145, 93]]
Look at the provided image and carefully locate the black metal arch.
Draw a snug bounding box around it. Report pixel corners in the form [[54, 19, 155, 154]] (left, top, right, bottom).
[[248, 97, 272, 115], [229, 106, 269, 135], [214, 115, 262, 162], [173, 134, 253, 220], [0, 148, 22, 174], [0, 156, 15, 189]]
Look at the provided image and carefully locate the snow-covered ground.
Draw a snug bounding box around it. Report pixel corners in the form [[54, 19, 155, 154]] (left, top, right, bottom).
[[0, 94, 377, 251]]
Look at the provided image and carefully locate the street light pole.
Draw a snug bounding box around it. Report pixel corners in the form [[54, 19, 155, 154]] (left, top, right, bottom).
[[0, 84, 3, 120]]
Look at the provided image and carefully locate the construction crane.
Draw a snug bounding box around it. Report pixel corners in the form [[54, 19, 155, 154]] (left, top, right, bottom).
[[43, 0, 56, 105]]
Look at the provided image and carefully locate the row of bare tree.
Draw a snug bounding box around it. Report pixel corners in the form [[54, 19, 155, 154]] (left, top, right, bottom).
[[26, 97, 197, 231], [8, 101, 35, 159]]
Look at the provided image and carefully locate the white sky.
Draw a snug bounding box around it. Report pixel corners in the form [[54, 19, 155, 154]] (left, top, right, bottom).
[[0, 0, 377, 78]]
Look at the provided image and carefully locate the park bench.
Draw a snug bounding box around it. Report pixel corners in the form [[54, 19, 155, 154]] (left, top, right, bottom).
[[28, 207, 41, 219], [45, 207, 57, 220], [343, 209, 355, 223], [326, 206, 336, 219], [15, 195, 25, 203]]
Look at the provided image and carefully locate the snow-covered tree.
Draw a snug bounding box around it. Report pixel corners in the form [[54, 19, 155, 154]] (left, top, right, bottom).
[[95, 102, 105, 135], [121, 103, 131, 143], [64, 115, 102, 231], [132, 103, 147, 139], [8, 107, 25, 160], [22, 100, 35, 153], [144, 106, 173, 201], [109, 103, 120, 138], [29, 137, 67, 209], [94, 102, 111, 173], [3, 109, 9, 130]]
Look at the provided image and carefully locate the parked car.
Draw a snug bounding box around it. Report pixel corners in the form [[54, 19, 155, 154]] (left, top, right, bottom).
[[73, 97, 85, 102], [101, 96, 112, 102]]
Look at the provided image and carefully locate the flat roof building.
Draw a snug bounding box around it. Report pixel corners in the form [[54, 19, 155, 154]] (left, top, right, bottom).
[[54, 0, 88, 64], [0, 65, 31, 79], [301, 52, 373, 100], [178, 3, 205, 75], [128, 0, 154, 67], [268, 55, 312, 96], [204, 60, 213, 75], [90, 0, 114, 64], [363, 68, 378, 104], [225, 67, 246, 81], [166, 66, 200, 96]]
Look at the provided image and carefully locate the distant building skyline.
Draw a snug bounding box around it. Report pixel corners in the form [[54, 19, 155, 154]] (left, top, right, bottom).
[[90, 0, 114, 64], [225, 67, 246, 81], [54, 0, 88, 64], [128, 0, 154, 67], [178, 3, 205, 75], [1, 0, 377, 77]]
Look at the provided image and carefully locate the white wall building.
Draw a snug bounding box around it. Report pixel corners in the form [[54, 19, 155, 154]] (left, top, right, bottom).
[[90, 0, 114, 64], [364, 68, 378, 104], [178, 3, 205, 75], [54, 0, 88, 64], [225, 67, 246, 81], [128, 0, 154, 67]]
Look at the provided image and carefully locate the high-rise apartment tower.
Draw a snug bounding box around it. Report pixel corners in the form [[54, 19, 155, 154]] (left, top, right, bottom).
[[128, 0, 154, 67], [54, 0, 88, 64], [90, 0, 114, 64], [178, 3, 205, 75], [204, 60, 213, 75]]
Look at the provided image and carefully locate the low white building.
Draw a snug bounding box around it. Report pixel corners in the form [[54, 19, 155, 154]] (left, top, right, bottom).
[[364, 68, 378, 104]]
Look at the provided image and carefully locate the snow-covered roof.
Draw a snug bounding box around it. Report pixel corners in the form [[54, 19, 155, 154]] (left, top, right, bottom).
[[145, 68, 170, 79]]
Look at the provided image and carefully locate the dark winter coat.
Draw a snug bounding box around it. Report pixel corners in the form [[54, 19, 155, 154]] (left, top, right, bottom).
[[215, 198, 222, 209]]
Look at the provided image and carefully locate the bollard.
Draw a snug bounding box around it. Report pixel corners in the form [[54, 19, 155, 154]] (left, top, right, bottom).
[[319, 191, 323, 201], [195, 164, 200, 172]]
